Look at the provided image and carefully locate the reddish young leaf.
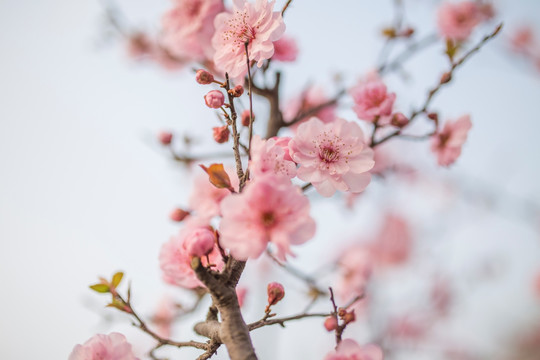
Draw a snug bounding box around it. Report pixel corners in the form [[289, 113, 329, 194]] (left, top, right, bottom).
[[199, 164, 234, 191]]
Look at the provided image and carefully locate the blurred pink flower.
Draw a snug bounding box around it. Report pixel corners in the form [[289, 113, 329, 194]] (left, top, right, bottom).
[[437, 1, 481, 41], [219, 174, 315, 261], [431, 115, 472, 166], [372, 214, 412, 267], [152, 296, 177, 338], [282, 86, 337, 129], [290, 117, 374, 197], [69, 333, 139, 360], [249, 135, 297, 179], [212, 0, 285, 80], [271, 136, 294, 161], [272, 36, 299, 62], [189, 169, 238, 218], [350, 79, 396, 123], [509, 26, 536, 54], [161, 0, 224, 62], [336, 244, 372, 304], [159, 217, 224, 289], [324, 339, 383, 360]]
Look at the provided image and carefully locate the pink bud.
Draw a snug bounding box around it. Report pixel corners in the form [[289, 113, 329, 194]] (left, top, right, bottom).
[[324, 316, 338, 331], [241, 109, 253, 127], [391, 112, 409, 128], [267, 282, 285, 306], [229, 85, 244, 97], [440, 72, 452, 84], [169, 208, 189, 222], [213, 126, 230, 144], [205, 90, 225, 109], [196, 69, 214, 85], [185, 228, 216, 257], [158, 131, 173, 145]]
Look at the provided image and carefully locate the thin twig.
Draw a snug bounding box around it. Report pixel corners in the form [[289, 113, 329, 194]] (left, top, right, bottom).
[[248, 312, 331, 331], [281, 0, 293, 17]]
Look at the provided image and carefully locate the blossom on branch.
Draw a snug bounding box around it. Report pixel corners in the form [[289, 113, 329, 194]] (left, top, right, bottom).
[[212, 0, 285, 80], [69, 332, 139, 360], [272, 36, 299, 62], [249, 135, 297, 179], [324, 338, 383, 360], [437, 1, 481, 41], [350, 79, 396, 124], [219, 174, 315, 261], [290, 118, 374, 197], [189, 169, 238, 219], [431, 115, 472, 166]]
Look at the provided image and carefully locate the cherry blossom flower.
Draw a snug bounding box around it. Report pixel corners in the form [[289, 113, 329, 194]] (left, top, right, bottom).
[[69, 333, 139, 360], [350, 79, 396, 123], [151, 296, 177, 338], [324, 339, 383, 360], [205, 90, 225, 108], [431, 115, 472, 167], [270, 136, 294, 161], [336, 244, 373, 303], [282, 86, 337, 129], [289, 117, 374, 197], [219, 174, 315, 261], [249, 135, 297, 179], [162, 0, 224, 62], [189, 169, 238, 218], [371, 213, 412, 267], [272, 36, 299, 62], [509, 26, 537, 55], [159, 217, 224, 289], [212, 0, 286, 80], [437, 1, 481, 41]]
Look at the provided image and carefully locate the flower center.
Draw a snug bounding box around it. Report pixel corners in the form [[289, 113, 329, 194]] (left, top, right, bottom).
[[320, 146, 339, 163], [224, 10, 258, 48], [261, 211, 276, 227], [186, 0, 202, 17]]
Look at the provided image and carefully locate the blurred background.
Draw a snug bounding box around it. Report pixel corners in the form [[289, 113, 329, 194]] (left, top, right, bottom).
[[1, 0, 540, 359]]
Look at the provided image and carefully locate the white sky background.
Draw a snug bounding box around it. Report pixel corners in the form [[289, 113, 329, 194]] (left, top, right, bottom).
[[1, 0, 540, 359]]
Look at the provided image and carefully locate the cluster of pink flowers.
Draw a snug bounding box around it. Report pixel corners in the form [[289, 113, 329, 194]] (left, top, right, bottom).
[[159, 217, 224, 288], [69, 333, 139, 360], [219, 174, 316, 261], [350, 78, 397, 125], [161, 0, 224, 62], [289, 117, 375, 197], [324, 339, 383, 360], [212, 0, 285, 80], [430, 115, 472, 166]]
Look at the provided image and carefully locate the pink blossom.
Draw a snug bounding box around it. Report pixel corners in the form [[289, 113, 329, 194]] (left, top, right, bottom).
[[431, 115, 472, 166], [189, 169, 238, 218], [69, 333, 139, 360], [350, 79, 396, 123], [205, 90, 225, 108], [336, 244, 372, 303], [213, 125, 230, 143], [509, 26, 536, 54], [249, 135, 297, 179], [324, 339, 383, 360], [241, 109, 252, 126], [195, 69, 215, 84], [159, 217, 224, 289], [185, 227, 216, 257], [270, 136, 293, 162], [371, 214, 412, 267], [437, 1, 481, 41], [219, 174, 315, 261], [267, 282, 285, 305], [282, 86, 337, 128], [151, 296, 177, 338], [272, 36, 299, 62], [212, 0, 286, 80], [289, 117, 374, 197], [161, 0, 224, 62], [158, 131, 173, 145]]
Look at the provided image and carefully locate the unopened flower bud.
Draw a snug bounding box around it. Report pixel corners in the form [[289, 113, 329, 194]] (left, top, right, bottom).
[[204, 90, 225, 109], [213, 125, 230, 143], [391, 112, 409, 128], [169, 208, 189, 222], [196, 69, 214, 85], [185, 228, 215, 257], [241, 109, 253, 127], [401, 27, 415, 37], [337, 308, 347, 318], [427, 112, 439, 122], [440, 72, 452, 84], [267, 282, 285, 306], [229, 85, 244, 97], [158, 131, 173, 145], [324, 316, 338, 331]]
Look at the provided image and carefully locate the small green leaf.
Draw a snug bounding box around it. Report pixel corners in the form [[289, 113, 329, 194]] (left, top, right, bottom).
[[111, 272, 124, 288], [89, 283, 110, 293]]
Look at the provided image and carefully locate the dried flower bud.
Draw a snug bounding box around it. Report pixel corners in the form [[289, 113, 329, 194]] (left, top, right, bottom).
[[229, 85, 244, 97], [213, 126, 230, 144], [337, 308, 347, 318], [427, 112, 439, 122], [324, 316, 338, 331], [267, 282, 285, 306], [158, 131, 173, 145], [169, 208, 189, 222], [440, 72, 452, 84], [185, 228, 215, 257], [391, 112, 409, 128], [343, 309, 356, 324], [196, 69, 214, 85], [204, 90, 225, 109], [241, 109, 253, 127]]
